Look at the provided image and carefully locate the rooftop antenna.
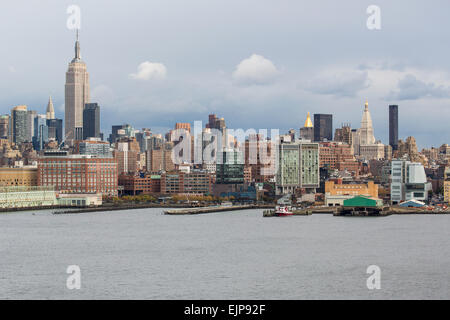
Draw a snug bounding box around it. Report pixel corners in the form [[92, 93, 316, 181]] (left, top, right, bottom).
[[74, 28, 81, 61]]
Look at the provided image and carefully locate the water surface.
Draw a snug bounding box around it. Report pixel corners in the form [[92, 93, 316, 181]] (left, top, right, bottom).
[[0, 209, 449, 299]]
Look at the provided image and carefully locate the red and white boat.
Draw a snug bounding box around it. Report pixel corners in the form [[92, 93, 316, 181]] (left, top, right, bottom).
[[274, 206, 293, 216]]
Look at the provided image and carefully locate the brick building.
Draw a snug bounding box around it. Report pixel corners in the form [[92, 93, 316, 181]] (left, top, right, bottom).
[[0, 167, 38, 187], [244, 134, 275, 183], [146, 142, 175, 172], [325, 179, 379, 206], [118, 174, 161, 195], [160, 170, 213, 195], [325, 180, 378, 198], [114, 137, 140, 174], [319, 142, 359, 174], [38, 155, 118, 196]]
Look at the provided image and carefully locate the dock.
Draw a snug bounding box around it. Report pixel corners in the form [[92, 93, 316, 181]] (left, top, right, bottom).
[[164, 205, 261, 215], [263, 208, 312, 217], [333, 206, 390, 217]]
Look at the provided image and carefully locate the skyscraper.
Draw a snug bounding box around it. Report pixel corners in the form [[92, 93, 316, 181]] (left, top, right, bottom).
[[33, 114, 48, 151], [26, 110, 37, 143], [46, 96, 55, 120], [10, 105, 28, 144], [47, 118, 63, 145], [389, 105, 398, 151], [359, 101, 375, 146], [275, 140, 319, 195], [83, 103, 100, 140], [65, 31, 90, 144], [313, 114, 333, 142], [0, 115, 9, 139], [300, 112, 314, 140], [357, 101, 385, 160]]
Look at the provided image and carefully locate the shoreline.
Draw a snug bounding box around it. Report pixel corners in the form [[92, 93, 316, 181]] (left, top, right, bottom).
[[1, 203, 449, 215]]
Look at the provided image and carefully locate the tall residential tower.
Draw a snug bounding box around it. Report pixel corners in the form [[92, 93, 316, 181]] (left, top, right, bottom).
[[389, 105, 399, 151]]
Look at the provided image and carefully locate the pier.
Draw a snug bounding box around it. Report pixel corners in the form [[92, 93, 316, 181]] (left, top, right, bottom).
[[263, 208, 312, 217], [164, 205, 263, 215], [333, 206, 389, 217]]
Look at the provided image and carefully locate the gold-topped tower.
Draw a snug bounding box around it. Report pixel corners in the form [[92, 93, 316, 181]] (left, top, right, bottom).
[[304, 112, 313, 128]]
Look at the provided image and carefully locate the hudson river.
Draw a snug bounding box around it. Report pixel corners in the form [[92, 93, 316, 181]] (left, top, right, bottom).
[[1, 208, 449, 299]]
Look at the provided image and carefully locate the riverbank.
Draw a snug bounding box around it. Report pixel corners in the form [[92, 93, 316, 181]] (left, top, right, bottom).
[[53, 203, 275, 214], [2, 201, 450, 216], [0, 202, 221, 214]]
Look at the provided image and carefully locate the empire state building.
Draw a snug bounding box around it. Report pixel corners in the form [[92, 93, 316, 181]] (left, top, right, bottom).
[[65, 31, 90, 144]]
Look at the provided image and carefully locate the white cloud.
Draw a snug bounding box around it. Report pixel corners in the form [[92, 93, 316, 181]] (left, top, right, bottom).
[[8, 66, 16, 73], [129, 61, 167, 81], [233, 54, 279, 85]]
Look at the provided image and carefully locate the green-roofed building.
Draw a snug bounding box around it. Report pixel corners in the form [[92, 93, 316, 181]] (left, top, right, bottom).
[[343, 195, 383, 208]]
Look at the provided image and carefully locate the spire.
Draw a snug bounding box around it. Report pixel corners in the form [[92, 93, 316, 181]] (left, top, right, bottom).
[[46, 96, 55, 119], [304, 112, 313, 128], [360, 100, 375, 145], [73, 29, 81, 62]]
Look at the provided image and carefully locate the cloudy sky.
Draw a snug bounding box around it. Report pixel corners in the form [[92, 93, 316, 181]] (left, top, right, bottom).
[[1, 0, 450, 149]]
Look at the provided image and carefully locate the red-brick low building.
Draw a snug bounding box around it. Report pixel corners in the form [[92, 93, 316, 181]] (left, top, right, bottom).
[[118, 174, 161, 195], [160, 171, 213, 195], [38, 155, 118, 196]]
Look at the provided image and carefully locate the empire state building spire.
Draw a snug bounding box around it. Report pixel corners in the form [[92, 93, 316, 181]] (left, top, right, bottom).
[[72, 29, 81, 62]]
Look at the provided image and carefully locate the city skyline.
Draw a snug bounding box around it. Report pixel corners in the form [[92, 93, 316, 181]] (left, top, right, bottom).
[[2, 1, 450, 149], [1, 2, 449, 303]]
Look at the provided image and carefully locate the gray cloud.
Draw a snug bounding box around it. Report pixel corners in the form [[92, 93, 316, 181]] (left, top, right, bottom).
[[1, 0, 450, 148], [388, 74, 450, 100], [305, 70, 370, 97]]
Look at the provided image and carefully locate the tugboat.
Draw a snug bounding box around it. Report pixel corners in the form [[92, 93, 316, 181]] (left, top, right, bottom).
[[274, 206, 294, 216]]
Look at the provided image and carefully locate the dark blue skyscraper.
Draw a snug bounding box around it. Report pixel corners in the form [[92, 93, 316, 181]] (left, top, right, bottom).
[[33, 115, 48, 151], [83, 103, 100, 140], [389, 105, 398, 151], [313, 114, 333, 142], [47, 118, 63, 145]]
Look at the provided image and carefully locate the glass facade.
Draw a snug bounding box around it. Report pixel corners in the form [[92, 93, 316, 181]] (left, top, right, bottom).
[[83, 103, 100, 140], [276, 141, 319, 194], [301, 144, 319, 187], [313, 114, 333, 142], [389, 105, 398, 151], [216, 151, 244, 184]]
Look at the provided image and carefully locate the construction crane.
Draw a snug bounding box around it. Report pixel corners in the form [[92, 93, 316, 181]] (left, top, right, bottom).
[[58, 130, 73, 149]]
